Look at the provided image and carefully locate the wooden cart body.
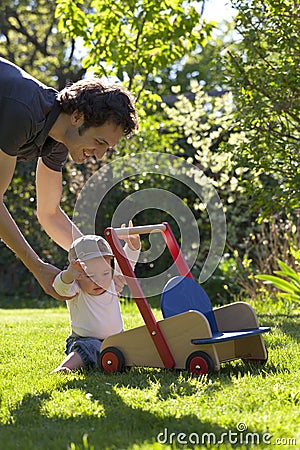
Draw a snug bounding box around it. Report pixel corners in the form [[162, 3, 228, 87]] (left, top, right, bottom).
[[99, 223, 269, 374]]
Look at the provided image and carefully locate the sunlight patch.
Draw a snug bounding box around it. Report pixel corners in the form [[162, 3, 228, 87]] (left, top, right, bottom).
[[40, 389, 105, 419]]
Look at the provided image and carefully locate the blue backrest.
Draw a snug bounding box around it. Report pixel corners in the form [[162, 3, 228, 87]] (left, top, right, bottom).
[[161, 276, 218, 334]]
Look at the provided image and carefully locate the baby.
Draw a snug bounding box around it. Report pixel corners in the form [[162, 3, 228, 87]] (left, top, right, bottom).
[[52, 225, 140, 373]]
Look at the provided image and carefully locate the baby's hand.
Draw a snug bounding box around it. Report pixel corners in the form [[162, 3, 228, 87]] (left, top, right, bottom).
[[64, 259, 87, 282], [121, 220, 140, 250], [113, 273, 126, 296]]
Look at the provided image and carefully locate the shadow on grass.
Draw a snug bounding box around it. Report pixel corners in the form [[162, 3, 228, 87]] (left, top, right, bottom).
[[259, 313, 300, 344], [280, 318, 300, 343], [0, 368, 272, 450], [0, 293, 59, 309], [0, 294, 161, 310]]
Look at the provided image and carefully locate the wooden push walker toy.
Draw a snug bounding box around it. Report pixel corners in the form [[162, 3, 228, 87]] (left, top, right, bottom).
[[99, 222, 270, 375]]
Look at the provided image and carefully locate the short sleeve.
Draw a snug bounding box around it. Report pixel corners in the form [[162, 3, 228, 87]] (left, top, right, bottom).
[[52, 272, 80, 297], [0, 97, 33, 154], [41, 141, 68, 172]]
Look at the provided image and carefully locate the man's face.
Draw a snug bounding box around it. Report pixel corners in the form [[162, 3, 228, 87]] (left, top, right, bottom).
[[64, 114, 123, 164]]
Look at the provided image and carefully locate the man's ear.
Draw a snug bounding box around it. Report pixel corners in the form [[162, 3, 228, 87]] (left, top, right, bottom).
[[71, 110, 84, 126]]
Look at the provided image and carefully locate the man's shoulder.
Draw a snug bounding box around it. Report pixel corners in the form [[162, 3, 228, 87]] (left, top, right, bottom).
[[0, 58, 59, 155], [0, 57, 57, 107]]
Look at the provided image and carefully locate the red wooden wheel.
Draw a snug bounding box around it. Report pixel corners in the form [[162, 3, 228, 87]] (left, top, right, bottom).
[[186, 351, 214, 376], [242, 349, 268, 366], [99, 347, 125, 373]]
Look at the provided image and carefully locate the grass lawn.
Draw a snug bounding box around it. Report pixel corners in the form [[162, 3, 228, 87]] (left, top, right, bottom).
[[0, 296, 299, 450]]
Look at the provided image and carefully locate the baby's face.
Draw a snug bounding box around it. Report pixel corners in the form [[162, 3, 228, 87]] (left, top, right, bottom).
[[78, 256, 113, 295]]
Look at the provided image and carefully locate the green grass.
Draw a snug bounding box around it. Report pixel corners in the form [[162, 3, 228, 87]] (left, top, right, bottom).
[[0, 298, 299, 450]]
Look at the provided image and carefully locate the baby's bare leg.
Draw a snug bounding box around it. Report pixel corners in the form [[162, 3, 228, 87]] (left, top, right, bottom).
[[51, 351, 84, 373]]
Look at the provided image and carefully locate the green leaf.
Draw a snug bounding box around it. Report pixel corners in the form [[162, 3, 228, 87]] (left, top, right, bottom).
[[55, 0, 212, 106], [273, 270, 300, 288], [277, 259, 298, 277], [256, 275, 300, 295]]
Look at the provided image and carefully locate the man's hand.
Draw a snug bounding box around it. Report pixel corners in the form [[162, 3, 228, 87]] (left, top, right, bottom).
[[33, 261, 71, 301]]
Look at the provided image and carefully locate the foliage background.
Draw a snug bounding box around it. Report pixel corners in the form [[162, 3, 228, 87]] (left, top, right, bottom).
[[0, 0, 299, 305]]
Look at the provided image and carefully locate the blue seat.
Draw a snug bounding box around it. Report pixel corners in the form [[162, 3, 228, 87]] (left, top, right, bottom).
[[161, 276, 219, 334], [161, 276, 270, 343]]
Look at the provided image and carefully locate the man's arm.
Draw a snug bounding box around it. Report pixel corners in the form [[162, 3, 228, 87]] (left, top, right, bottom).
[[35, 158, 82, 250], [0, 149, 64, 300]]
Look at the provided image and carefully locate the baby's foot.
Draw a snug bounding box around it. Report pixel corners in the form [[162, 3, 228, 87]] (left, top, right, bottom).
[[51, 366, 73, 374]]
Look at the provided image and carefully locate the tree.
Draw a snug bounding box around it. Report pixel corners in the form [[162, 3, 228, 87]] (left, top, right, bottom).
[[0, 0, 86, 88], [147, 23, 235, 97], [55, 0, 213, 104], [224, 0, 300, 215]]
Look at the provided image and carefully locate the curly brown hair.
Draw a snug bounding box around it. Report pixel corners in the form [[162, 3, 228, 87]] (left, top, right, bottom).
[[57, 78, 138, 136]]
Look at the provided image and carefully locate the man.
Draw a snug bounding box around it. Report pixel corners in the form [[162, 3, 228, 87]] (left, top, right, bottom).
[[0, 57, 138, 300]]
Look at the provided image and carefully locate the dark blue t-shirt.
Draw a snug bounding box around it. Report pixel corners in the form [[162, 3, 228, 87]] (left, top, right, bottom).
[[0, 58, 68, 171]]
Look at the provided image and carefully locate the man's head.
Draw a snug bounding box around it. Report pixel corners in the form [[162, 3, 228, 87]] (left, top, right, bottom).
[[57, 79, 138, 137], [56, 79, 138, 163], [69, 235, 115, 295]]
